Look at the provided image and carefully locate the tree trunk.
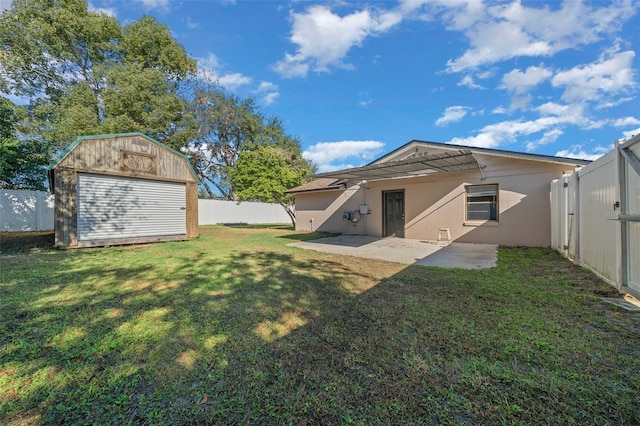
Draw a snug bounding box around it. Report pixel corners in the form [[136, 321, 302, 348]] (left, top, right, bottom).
[[280, 202, 296, 227]]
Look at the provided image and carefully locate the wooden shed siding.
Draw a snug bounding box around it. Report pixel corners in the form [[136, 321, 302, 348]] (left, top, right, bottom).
[[56, 135, 196, 182], [186, 182, 199, 238], [54, 168, 77, 247]]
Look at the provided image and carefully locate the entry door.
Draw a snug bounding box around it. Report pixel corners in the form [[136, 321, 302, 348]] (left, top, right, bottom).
[[383, 190, 405, 238]]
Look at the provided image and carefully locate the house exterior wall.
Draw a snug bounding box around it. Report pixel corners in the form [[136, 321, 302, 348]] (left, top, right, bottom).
[[295, 154, 576, 247], [294, 183, 367, 234], [52, 134, 199, 247]]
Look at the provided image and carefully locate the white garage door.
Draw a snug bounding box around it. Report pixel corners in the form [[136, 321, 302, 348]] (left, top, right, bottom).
[[77, 174, 186, 242]]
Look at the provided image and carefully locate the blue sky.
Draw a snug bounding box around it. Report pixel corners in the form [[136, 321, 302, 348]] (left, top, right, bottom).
[[5, 0, 640, 171]]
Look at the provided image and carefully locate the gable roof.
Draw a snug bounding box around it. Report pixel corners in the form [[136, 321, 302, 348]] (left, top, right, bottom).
[[313, 140, 590, 182], [373, 140, 592, 167], [314, 149, 480, 181], [47, 132, 201, 192], [47, 132, 199, 178]]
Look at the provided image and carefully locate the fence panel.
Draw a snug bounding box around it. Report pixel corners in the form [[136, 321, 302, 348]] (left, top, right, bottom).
[[551, 135, 640, 295], [2, 192, 291, 232], [575, 149, 620, 285], [198, 199, 290, 225], [1, 190, 55, 231]]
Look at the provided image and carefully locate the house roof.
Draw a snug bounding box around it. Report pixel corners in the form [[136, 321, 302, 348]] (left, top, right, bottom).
[[374, 140, 592, 167], [312, 140, 591, 182], [314, 149, 480, 181], [285, 178, 345, 194]]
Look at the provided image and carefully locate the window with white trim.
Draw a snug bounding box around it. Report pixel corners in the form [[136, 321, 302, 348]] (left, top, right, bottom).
[[466, 184, 498, 221]]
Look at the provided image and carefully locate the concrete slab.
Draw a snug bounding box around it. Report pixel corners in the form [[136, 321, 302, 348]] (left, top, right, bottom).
[[289, 235, 497, 269]]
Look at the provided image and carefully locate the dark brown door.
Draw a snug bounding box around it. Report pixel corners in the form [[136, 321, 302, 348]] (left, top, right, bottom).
[[383, 190, 405, 237]]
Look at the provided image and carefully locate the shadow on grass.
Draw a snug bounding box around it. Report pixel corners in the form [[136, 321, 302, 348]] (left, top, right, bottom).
[[221, 223, 293, 230], [0, 231, 54, 254], [1, 234, 639, 425], [277, 231, 341, 242]]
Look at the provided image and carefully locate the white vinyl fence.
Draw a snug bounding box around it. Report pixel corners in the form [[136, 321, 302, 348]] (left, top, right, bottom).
[[551, 134, 640, 296], [1, 190, 54, 231], [1, 191, 291, 232], [198, 199, 290, 225]]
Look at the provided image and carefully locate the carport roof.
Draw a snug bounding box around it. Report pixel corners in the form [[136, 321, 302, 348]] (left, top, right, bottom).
[[313, 149, 480, 181]]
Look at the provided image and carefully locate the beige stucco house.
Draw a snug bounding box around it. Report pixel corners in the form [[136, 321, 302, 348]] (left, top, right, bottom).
[[287, 140, 590, 247]]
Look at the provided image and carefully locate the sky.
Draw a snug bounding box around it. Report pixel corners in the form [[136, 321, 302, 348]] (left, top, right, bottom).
[[4, 0, 640, 172]]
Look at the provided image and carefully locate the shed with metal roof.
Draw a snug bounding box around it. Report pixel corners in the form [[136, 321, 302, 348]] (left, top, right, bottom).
[[48, 133, 199, 248]]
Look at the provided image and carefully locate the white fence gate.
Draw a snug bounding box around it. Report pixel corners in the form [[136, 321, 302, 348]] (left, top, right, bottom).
[[551, 134, 640, 296]]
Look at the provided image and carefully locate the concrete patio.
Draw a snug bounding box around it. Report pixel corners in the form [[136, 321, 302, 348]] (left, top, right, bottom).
[[289, 235, 498, 269]]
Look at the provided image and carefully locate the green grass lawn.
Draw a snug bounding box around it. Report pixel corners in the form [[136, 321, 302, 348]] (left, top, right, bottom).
[[1, 226, 639, 425]]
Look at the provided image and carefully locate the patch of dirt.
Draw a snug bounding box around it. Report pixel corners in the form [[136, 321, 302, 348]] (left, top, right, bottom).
[[0, 231, 55, 254]]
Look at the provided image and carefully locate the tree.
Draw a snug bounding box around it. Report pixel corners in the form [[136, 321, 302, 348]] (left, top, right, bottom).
[[229, 144, 315, 226], [0, 97, 49, 190], [183, 80, 262, 199], [0, 0, 196, 164]]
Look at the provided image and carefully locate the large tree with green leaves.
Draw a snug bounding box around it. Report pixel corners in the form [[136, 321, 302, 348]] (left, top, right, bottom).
[[0, 97, 49, 190], [184, 79, 305, 200], [229, 144, 315, 225], [0, 0, 196, 188]]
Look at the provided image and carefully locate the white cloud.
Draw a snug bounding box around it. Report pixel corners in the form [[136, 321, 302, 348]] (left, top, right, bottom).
[[501, 65, 553, 94], [552, 49, 636, 106], [183, 17, 199, 29], [132, 0, 171, 12], [442, 0, 635, 72], [255, 81, 279, 106], [273, 5, 403, 78], [197, 53, 252, 90], [447, 104, 597, 149], [303, 140, 386, 172], [88, 2, 117, 17], [260, 92, 279, 106], [218, 73, 252, 90], [457, 75, 483, 89], [526, 128, 564, 151], [614, 117, 640, 127], [555, 145, 608, 161], [435, 106, 469, 127]]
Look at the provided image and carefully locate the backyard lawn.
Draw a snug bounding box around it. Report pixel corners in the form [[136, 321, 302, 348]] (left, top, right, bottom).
[[1, 226, 639, 425]]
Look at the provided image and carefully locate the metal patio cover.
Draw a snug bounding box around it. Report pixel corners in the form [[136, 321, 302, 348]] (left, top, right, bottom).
[[313, 149, 480, 181]]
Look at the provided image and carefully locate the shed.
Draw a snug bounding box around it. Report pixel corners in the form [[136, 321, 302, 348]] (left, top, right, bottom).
[[48, 133, 199, 248]]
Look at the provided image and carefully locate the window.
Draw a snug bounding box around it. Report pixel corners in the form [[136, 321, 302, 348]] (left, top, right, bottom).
[[466, 184, 498, 221]]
